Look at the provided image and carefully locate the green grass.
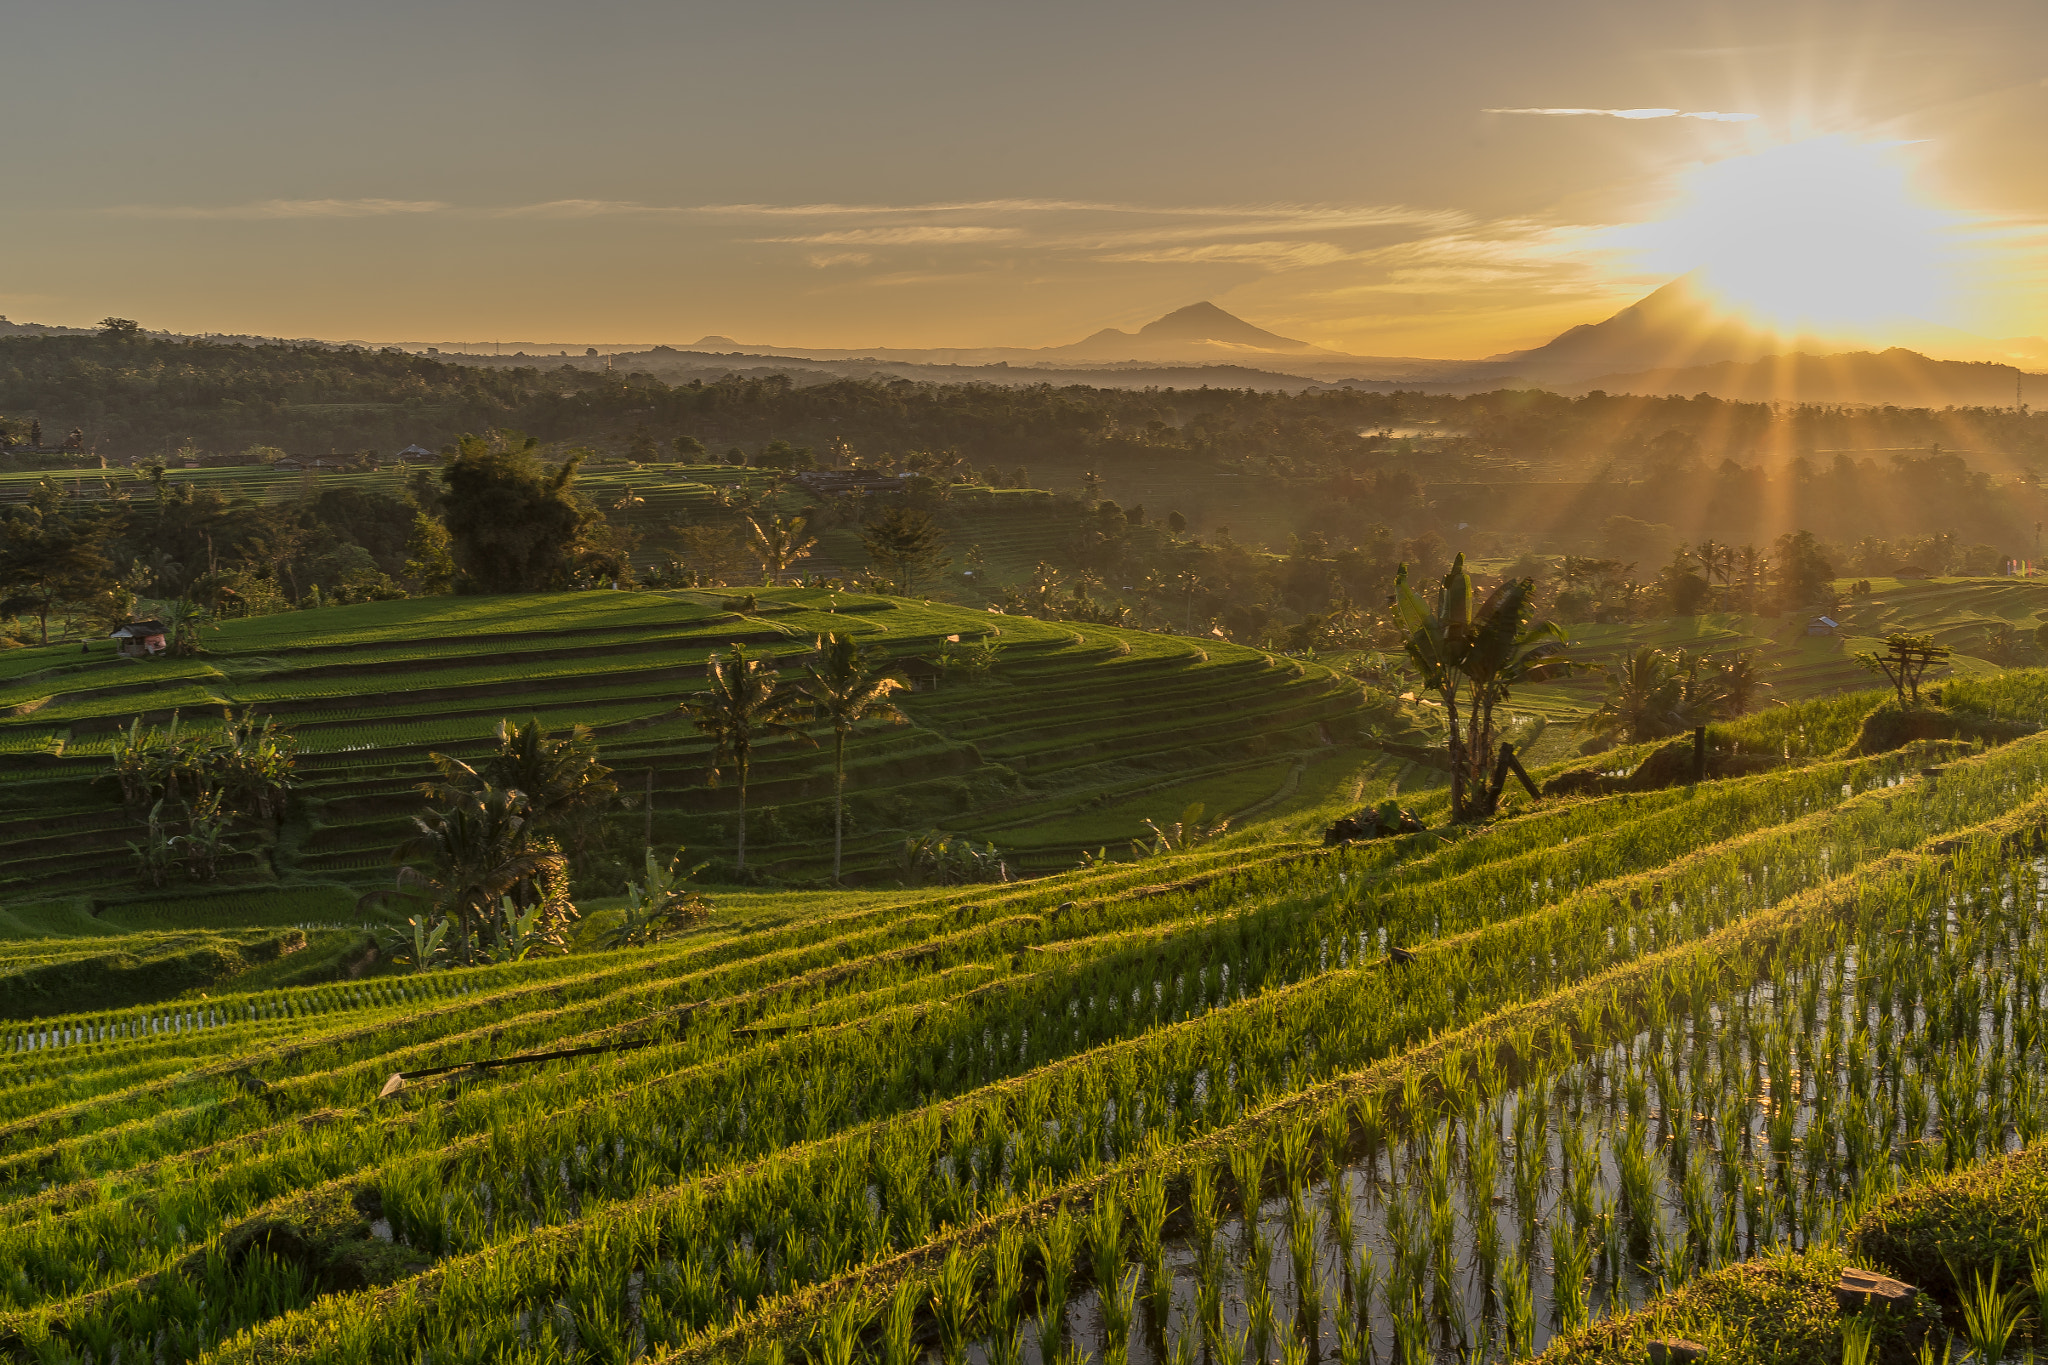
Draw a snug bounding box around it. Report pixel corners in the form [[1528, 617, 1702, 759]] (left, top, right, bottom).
[[0, 588, 1376, 898], [9, 582, 2048, 1365], [1, 687, 2040, 1365]]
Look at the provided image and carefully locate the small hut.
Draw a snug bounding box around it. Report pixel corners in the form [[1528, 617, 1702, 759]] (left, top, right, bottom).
[[110, 620, 168, 657], [1806, 615, 1840, 637]]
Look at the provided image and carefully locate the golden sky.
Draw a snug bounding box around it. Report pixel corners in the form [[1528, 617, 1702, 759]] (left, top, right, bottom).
[[3, 0, 2044, 358]]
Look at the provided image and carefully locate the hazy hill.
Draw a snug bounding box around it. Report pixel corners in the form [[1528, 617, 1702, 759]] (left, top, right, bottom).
[[1566, 347, 2043, 407], [1479, 278, 1846, 382], [0, 316, 95, 339]]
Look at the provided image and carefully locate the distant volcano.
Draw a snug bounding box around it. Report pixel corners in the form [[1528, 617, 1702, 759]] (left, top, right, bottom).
[[1052, 301, 1334, 361], [1480, 276, 1834, 381]]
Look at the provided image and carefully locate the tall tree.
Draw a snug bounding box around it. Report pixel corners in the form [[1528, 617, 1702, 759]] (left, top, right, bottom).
[[403, 513, 457, 593], [439, 433, 595, 592], [425, 717, 618, 871], [1393, 554, 1570, 822], [1773, 531, 1836, 613], [795, 633, 907, 884], [747, 514, 818, 584], [860, 506, 950, 597], [0, 486, 111, 644], [383, 784, 559, 967], [1585, 646, 1711, 745], [682, 644, 810, 874]]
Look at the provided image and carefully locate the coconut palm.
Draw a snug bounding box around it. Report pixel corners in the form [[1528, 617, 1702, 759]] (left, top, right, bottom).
[[1694, 540, 1734, 604], [1705, 650, 1773, 716], [379, 784, 558, 966], [1585, 646, 1714, 745], [1393, 554, 1570, 821], [426, 717, 617, 866], [682, 644, 811, 874], [746, 514, 817, 583], [794, 633, 907, 884]]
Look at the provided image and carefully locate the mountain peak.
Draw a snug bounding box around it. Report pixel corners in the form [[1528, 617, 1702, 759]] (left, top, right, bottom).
[[1054, 302, 1320, 359], [1136, 301, 1313, 350], [1487, 275, 1845, 378]]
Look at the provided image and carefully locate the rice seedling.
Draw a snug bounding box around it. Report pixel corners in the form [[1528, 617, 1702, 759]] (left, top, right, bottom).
[[1958, 1261, 2029, 1365]]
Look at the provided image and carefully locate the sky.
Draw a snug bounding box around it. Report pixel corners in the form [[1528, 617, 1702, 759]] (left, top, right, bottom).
[[2, 0, 2045, 357]]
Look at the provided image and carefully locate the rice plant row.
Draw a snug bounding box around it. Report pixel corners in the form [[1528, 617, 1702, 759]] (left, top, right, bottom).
[[659, 835, 2041, 1365], [65, 743, 2043, 1365]]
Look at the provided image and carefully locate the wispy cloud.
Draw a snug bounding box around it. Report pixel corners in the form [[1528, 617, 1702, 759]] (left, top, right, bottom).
[[106, 198, 449, 219], [761, 225, 1022, 245], [807, 252, 876, 268], [1095, 241, 1359, 269], [1485, 107, 1759, 122]]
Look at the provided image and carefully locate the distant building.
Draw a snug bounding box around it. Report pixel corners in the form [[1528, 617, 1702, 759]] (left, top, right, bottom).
[[395, 444, 437, 462], [1807, 615, 1840, 636], [110, 620, 168, 657]]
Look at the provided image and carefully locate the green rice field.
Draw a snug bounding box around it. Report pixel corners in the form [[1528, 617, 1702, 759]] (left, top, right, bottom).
[[1, 661, 2047, 1365], [0, 588, 1376, 902], [7, 575, 2048, 1365]]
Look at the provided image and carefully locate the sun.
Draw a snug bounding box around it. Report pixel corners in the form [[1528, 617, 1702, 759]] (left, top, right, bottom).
[[1626, 136, 1963, 338]]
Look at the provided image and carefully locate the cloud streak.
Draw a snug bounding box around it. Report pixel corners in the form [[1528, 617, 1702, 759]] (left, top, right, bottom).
[[106, 198, 449, 219], [760, 225, 1022, 245], [1485, 107, 1759, 121]]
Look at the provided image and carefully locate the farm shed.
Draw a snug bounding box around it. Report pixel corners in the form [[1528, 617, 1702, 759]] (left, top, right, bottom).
[[1807, 615, 1840, 636], [109, 620, 167, 657]]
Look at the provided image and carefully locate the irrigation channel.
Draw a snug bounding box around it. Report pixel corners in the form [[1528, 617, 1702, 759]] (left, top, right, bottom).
[[945, 846, 2044, 1365]]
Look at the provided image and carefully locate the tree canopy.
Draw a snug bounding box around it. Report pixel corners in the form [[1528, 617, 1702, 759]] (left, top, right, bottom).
[[439, 433, 596, 592]]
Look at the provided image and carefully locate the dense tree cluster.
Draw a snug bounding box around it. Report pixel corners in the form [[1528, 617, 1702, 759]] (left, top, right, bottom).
[[5, 331, 2047, 655]]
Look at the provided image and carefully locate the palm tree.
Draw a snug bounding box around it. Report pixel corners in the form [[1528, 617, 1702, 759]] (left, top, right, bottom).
[[794, 633, 907, 884], [381, 784, 555, 966], [682, 644, 810, 874], [746, 514, 817, 584], [1393, 554, 1570, 821], [162, 598, 215, 657], [1176, 570, 1204, 632], [1694, 540, 1732, 599], [1735, 545, 1768, 610], [426, 718, 617, 867], [1589, 650, 1703, 749], [1705, 651, 1773, 715]]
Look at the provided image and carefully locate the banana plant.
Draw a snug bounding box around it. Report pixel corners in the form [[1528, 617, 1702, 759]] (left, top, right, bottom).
[[403, 915, 448, 972], [1393, 553, 1569, 821]]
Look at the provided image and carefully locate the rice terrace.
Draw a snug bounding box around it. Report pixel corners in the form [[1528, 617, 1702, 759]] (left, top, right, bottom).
[[12, 539, 2048, 1365]]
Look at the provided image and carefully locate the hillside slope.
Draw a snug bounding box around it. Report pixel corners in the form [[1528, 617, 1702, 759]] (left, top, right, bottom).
[[4, 677, 2048, 1365], [0, 589, 1375, 898]]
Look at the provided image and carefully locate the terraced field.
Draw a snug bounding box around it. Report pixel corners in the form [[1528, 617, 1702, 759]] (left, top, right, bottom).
[[1513, 577, 2048, 718], [5, 676, 2048, 1365], [0, 589, 1373, 898]]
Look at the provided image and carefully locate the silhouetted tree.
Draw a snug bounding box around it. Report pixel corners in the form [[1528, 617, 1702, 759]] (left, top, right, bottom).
[[682, 645, 810, 874], [860, 506, 950, 597], [439, 433, 594, 592], [795, 633, 907, 884], [1393, 553, 1570, 821]]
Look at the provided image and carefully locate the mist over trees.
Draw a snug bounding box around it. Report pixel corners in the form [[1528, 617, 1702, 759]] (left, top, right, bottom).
[[4, 328, 2048, 654]]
